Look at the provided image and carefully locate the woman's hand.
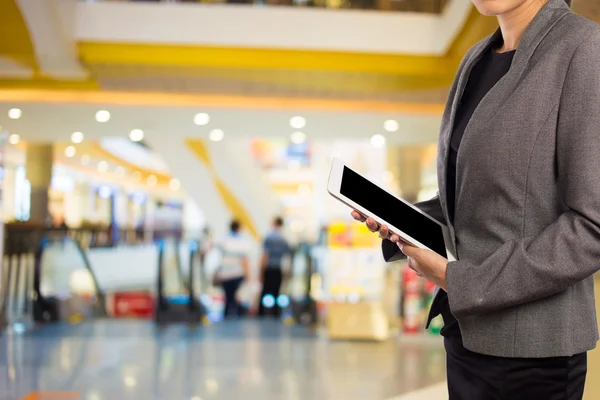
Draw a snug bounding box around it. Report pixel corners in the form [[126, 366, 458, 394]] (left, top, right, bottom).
[[350, 210, 403, 242], [350, 209, 449, 290], [399, 243, 448, 291]]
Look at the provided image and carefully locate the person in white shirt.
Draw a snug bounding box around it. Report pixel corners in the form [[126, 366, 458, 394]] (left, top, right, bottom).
[[215, 220, 250, 318]]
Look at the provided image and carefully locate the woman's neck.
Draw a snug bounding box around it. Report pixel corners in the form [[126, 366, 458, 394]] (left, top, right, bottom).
[[497, 0, 548, 52]]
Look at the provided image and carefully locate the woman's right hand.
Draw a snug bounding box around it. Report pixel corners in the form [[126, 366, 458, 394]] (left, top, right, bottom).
[[350, 210, 402, 243]]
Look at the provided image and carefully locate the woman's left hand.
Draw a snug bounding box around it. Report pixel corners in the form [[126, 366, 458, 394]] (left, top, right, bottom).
[[397, 241, 449, 291]]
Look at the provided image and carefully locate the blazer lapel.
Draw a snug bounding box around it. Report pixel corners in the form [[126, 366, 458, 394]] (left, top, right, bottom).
[[448, 0, 571, 232], [437, 36, 495, 236]]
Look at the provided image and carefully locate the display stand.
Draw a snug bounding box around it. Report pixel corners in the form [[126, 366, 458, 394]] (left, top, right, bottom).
[[324, 222, 389, 341]]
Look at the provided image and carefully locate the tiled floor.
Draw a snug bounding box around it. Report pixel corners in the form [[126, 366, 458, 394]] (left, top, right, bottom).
[[0, 320, 446, 400], [4, 280, 600, 400]]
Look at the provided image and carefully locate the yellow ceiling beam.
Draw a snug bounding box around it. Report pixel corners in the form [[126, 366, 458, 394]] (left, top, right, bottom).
[[0, 89, 445, 114], [0, 0, 38, 71], [78, 42, 451, 77]]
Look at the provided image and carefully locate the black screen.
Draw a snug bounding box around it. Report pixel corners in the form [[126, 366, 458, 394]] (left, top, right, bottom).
[[340, 166, 447, 257]]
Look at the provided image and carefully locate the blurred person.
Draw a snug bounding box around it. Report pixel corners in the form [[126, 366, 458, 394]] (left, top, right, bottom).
[[215, 219, 250, 318], [353, 0, 599, 398], [258, 217, 291, 317]]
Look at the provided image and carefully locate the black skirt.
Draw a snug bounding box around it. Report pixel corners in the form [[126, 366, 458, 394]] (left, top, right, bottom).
[[445, 336, 587, 400]]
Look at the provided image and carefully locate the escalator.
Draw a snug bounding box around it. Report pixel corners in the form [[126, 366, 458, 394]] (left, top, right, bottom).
[[286, 243, 319, 325], [0, 228, 106, 333], [155, 238, 205, 325]]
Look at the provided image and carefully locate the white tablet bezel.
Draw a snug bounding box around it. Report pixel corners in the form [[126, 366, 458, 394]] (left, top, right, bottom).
[[327, 157, 456, 261]]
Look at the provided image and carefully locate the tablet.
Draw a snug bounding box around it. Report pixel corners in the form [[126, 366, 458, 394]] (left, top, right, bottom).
[[327, 158, 456, 261]]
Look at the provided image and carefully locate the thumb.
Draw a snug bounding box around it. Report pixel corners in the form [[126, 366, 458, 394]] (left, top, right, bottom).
[[399, 243, 419, 258]]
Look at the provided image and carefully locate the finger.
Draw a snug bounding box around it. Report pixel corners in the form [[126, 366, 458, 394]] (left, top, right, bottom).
[[366, 218, 379, 232], [378, 225, 389, 239], [390, 234, 407, 244], [399, 243, 419, 258], [351, 210, 366, 222]]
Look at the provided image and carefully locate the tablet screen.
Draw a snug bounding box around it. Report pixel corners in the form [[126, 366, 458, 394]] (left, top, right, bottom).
[[340, 166, 447, 257]]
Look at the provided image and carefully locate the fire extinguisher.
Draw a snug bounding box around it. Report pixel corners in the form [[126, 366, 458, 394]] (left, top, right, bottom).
[[402, 266, 422, 334]]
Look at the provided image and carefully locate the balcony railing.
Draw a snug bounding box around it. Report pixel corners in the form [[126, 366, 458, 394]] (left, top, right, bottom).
[[90, 0, 449, 13]]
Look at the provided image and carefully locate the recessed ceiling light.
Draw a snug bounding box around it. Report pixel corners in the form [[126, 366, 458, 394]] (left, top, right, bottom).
[[129, 129, 144, 142], [290, 132, 306, 144], [97, 161, 108, 172], [64, 145, 76, 158], [194, 113, 210, 126], [95, 110, 110, 123], [169, 178, 180, 191], [115, 166, 125, 175], [370, 134, 386, 148], [384, 120, 399, 132], [8, 108, 22, 120], [81, 154, 90, 166], [71, 131, 84, 144], [290, 116, 306, 129], [146, 175, 157, 186], [124, 376, 137, 388], [8, 134, 20, 145], [209, 129, 224, 142]]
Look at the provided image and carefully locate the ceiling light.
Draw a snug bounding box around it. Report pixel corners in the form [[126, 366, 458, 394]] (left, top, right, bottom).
[[124, 376, 137, 388], [129, 129, 144, 142], [133, 171, 142, 181], [8, 108, 21, 120], [81, 155, 90, 166], [95, 110, 110, 123], [290, 116, 306, 129], [383, 120, 399, 132], [97, 161, 108, 172], [169, 178, 180, 191], [194, 113, 210, 126], [370, 134, 386, 148], [64, 146, 76, 158], [115, 166, 125, 175], [209, 129, 224, 142], [71, 131, 84, 144], [8, 134, 20, 145], [146, 175, 157, 186], [290, 132, 306, 144]]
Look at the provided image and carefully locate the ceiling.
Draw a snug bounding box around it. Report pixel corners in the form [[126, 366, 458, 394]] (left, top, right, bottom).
[[0, 100, 443, 147]]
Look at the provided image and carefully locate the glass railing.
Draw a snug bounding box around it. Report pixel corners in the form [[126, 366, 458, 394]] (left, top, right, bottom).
[[85, 0, 449, 13]]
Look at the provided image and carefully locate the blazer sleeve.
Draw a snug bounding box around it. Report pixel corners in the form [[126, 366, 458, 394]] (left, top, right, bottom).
[[446, 29, 600, 319], [382, 195, 445, 262]]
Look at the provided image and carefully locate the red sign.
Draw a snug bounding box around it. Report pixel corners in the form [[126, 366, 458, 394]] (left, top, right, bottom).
[[112, 292, 154, 318]]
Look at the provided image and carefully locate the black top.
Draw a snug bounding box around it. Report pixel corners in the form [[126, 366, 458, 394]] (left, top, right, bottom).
[[440, 43, 516, 337]]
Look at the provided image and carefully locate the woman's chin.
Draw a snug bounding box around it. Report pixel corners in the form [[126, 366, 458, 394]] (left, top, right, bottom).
[[472, 0, 520, 16]]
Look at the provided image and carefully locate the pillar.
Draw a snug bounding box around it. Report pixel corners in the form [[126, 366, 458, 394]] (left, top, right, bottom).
[[25, 144, 53, 226], [388, 146, 425, 204]]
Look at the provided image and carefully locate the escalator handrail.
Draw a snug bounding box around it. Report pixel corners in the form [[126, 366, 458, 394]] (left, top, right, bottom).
[[34, 235, 107, 317]]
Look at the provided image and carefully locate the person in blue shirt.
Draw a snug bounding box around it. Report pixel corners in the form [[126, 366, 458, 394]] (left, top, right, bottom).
[[258, 217, 291, 317]]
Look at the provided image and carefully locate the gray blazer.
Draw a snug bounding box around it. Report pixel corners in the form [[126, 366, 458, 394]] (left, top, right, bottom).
[[383, 0, 600, 358]]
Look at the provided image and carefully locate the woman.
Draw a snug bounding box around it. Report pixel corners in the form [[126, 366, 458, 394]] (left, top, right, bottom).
[[215, 219, 250, 318], [353, 0, 599, 398]]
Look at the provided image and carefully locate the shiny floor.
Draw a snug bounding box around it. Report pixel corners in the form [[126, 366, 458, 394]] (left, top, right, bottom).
[[5, 280, 600, 400], [0, 319, 446, 400]]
